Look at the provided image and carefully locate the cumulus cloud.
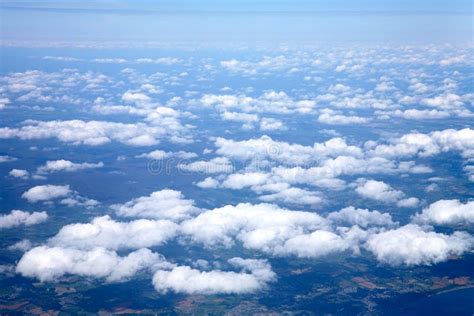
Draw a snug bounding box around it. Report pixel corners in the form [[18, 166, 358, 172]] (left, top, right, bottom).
[[0, 155, 17, 163], [111, 189, 199, 221], [152, 258, 275, 294], [9, 169, 29, 179], [327, 206, 396, 228], [37, 160, 103, 174], [199, 90, 316, 114], [121, 91, 151, 103], [135, 57, 181, 65], [355, 179, 405, 203], [0, 120, 181, 146], [258, 187, 323, 206], [371, 128, 474, 159], [181, 203, 329, 253], [22, 185, 71, 203], [221, 172, 270, 190], [215, 135, 362, 166], [196, 177, 220, 189], [49, 215, 178, 250], [179, 157, 234, 174], [0, 210, 48, 229], [20, 184, 96, 208], [273, 227, 364, 258], [366, 224, 473, 266], [318, 109, 369, 125], [382, 109, 450, 120], [0, 97, 10, 110], [259, 118, 286, 131], [413, 199, 474, 226], [422, 93, 464, 110], [17, 246, 166, 282], [221, 111, 258, 124], [8, 239, 33, 252], [136, 150, 197, 160]]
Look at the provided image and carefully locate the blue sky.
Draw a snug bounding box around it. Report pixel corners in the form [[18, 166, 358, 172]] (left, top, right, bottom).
[[1, 0, 473, 43], [0, 2, 474, 312]]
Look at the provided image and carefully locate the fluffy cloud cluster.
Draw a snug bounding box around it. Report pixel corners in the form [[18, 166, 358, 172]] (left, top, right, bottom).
[[215, 135, 362, 166], [355, 179, 419, 207], [22, 185, 71, 203], [327, 206, 397, 228], [181, 203, 339, 256], [178, 157, 234, 174], [0, 119, 183, 146], [0, 155, 17, 163], [36, 160, 103, 174], [9, 169, 29, 179], [14, 187, 474, 294], [21, 184, 98, 208], [199, 91, 316, 114], [371, 128, 474, 159], [413, 200, 474, 226], [17, 247, 166, 282], [318, 109, 369, 125], [0, 210, 48, 229], [6, 45, 474, 297], [49, 215, 178, 250], [136, 150, 197, 160], [366, 225, 473, 266], [112, 190, 199, 221], [152, 258, 275, 294]]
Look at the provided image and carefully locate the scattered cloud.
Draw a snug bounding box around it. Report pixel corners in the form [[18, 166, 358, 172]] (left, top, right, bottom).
[[0, 210, 48, 229]]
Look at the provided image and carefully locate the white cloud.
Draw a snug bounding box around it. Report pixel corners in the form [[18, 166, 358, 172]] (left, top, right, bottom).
[[369, 129, 474, 167], [413, 199, 474, 226], [259, 187, 323, 206], [318, 109, 369, 125], [9, 169, 29, 179], [0, 155, 17, 163], [259, 118, 286, 131], [439, 55, 467, 66], [112, 189, 199, 221], [422, 93, 464, 110], [17, 246, 165, 282], [136, 150, 197, 160], [355, 180, 404, 203], [152, 258, 275, 294], [196, 177, 220, 189], [181, 203, 328, 253], [179, 157, 234, 174], [43, 56, 82, 62], [221, 111, 258, 124], [37, 160, 103, 174], [366, 224, 473, 266], [121, 91, 151, 103], [135, 57, 181, 65], [22, 185, 71, 203], [93, 58, 127, 64], [215, 135, 362, 166], [383, 109, 450, 120], [49, 215, 178, 250], [8, 239, 33, 252], [0, 97, 10, 110], [273, 228, 361, 258], [0, 210, 48, 229], [221, 172, 270, 190], [199, 91, 316, 114], [396, 197, 420, 208], [327, 206, 396, 228], [0, 119, 188, 146]]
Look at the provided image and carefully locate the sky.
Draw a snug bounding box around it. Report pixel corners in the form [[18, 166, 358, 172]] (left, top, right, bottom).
[[1, 0, 473, 43], [0, 1, 474, 314]]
